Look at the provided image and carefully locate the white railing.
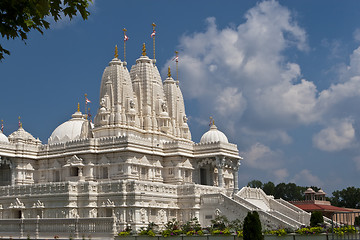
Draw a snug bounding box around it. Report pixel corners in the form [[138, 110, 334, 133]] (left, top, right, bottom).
[[0, 217, 116, 239], [269, 198, 310, 223]]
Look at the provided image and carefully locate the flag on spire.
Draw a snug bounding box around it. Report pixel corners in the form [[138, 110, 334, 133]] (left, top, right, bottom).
[[172, 55, 179, 62], [1, 120, 3, 132], [18, 116, 22, 128], [124, 34, 129, 42], [85, 97, 91, 104], [151, 30, 156, 38]]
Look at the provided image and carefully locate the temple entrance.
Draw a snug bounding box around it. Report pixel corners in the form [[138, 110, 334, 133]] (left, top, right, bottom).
[[13, 210, 22, 219], [0, 160, 11, 186], [200, 168, 207, 185]]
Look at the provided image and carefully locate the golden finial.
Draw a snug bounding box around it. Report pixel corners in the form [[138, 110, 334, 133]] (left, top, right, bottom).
[[152, 22, 156, 28], [209, 116, 215, 126], [18, 116, 22, 128], [168, 66, 171, 78], [142, 43, 146, 56], [77, 102, 80, 112], [114, 45, 119, 58]]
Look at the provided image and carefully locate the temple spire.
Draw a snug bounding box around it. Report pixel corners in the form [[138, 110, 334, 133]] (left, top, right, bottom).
[[77, 102, 80, 112], [1, 119, 3, 133]]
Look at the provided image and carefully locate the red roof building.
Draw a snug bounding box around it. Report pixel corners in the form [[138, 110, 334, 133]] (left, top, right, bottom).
[[290, 188, 359, 223]]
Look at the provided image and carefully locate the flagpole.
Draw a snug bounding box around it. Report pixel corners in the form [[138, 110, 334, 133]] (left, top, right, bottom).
[[85, 93, 88, 118], [152, 23, 156, 60], [1, 119, 3, 133], [88, 107, 91, 122], [175, 51, 179, 83], [123, 28, 127, 62]]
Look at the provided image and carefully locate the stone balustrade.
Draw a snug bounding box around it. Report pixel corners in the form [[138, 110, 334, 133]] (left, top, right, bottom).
[[0, 182, 71, 196], [0, 217, 116, 239]]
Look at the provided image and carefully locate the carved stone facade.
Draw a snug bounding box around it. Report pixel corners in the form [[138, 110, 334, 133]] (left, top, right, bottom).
[[0, 46, 310, 231]]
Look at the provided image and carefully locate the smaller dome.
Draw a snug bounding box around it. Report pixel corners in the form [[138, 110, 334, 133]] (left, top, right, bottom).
[[0, 132, 9, 143], [48, 110, 87, 144], [317, 189, 326, 195], [200, 124, 229, 144], [304, 188, 315, 194], [8, 127, 41, 145]]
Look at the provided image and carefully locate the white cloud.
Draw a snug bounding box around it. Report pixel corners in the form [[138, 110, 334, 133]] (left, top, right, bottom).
[[240, 143, 284, 170], [354, 28, 360, 42], [313, 118, 356, 152], [292, 169, 323, 187], [273, 168, 289, 182], [353, 156, 360, 171], [214, 87, 247, 118], [162, 0, 360, 188], [164, 0, 315, 134]]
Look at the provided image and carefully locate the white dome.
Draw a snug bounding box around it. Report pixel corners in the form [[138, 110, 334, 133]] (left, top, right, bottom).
[[0, 132, 9, 143], [48, 111, 87, 144], [200, 124, 229, 143], [8, 127, 41, 145]]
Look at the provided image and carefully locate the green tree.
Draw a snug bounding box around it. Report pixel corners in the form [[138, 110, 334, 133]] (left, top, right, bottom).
[[262, 181, 275, 196], [243, 211, 263, 240], [274, 182, 306, 201], [247, 180, 263, 188], [310, 211, 323, 227], [211, 215, 229, 231], [331, 187, 360, 209], [0, 0, 92, 60]]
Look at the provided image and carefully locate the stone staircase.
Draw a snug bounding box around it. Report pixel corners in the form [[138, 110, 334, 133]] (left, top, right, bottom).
[[200, 187, 311, 230]]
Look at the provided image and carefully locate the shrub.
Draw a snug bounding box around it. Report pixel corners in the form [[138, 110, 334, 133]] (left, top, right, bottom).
[[161, 229, 182, 237], [138, 222, 158, 236], [355, 216, 360, 226], [265, 229, 287, 236], [310, 211, 324, 227], [118, 231, 131, 236], [186, 230, 203, 236], [243, 211, 263, 240], [332, 226, 357, 236], [211, 215, 229, 231], [182, 217, 202, 233], [211, 228, 231, 235], [296, 226, 324, 235]]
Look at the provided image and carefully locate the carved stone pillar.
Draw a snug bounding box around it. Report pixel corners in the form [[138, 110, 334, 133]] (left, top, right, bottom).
[[232, 159, 240, 195], [215, 156, 224, 188]]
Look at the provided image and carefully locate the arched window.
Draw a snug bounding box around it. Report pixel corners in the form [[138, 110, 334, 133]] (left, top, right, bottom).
[[0, 158, 12, 186]]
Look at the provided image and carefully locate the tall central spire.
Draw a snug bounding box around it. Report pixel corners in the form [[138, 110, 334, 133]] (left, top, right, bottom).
[[94, 35, 191, 141]]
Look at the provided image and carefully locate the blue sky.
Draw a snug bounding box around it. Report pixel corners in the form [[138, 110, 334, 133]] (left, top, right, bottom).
[[1, 0, 360, 194]]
